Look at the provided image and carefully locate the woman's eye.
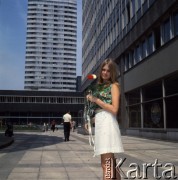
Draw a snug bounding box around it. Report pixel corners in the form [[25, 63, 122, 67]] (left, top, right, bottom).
[[102, 69, 109, 72]]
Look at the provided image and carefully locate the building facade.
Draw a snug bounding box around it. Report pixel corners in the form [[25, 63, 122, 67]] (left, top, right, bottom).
[[82, 0, 178, 140], [24, 0, 77, 91], [0, 90, 84, 126], [76, 76, 81, 91]]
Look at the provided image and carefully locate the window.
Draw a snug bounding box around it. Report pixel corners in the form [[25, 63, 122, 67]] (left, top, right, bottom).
[[129, 50, 134, 68], [126, 89, 140, 105], [127, 105, 141, 127], [154, 26, 161, 50], [124, 54, 129, 71], [143, 81, 162, 101], [142, 0, 148, 13], [43, 97, 50, 103], [173, 11, 178, 36], [162, 18, 171, 44], [131, 0, 136, 18], [165, 73, 178, 96], [142, 40, 147, 58], [126, 2, 131, 23], [122, 10, 126, 29], [126, 89, 141, 128], [125, 73, 178, 129], [0, 96, 5, 102], [143, 100, 163, 128], [166, 96, 178, 128], [36, 97, 42, 103], [147, 33, 154, 55], [117, 62, 121, 76], [134, 46, 140, 64], [22, 97, 28, 103], [138, 44, 142, 61], [50, 97, 56, 103], [7, 96, 13, 102], [57, 97, 63, 103], [14, 97, 21, 102], [142, 81, 163, 128], [136, 0, 142, 12]]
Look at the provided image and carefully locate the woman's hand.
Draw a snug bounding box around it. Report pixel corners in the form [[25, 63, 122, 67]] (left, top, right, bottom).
[[86, 83, 120, 116], [86, 94, 97, 103], [84, 123, 88, 132]]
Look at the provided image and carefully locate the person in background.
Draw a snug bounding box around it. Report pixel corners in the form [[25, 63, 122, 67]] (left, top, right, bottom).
[[71, 120, 76, 132], [73, 121, 76, 130], [51, 120, 56, 132], [43, 122, 46, 132], [63, 111, 72, 141], [86, 58, 124, 179], [46, 123, 49, 131]]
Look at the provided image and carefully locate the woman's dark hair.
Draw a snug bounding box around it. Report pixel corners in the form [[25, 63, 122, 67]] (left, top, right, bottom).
[[97, 58, 119, 84]]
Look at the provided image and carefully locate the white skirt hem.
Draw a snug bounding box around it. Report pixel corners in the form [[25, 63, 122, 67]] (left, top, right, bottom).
[[94, 148, 124, 157]]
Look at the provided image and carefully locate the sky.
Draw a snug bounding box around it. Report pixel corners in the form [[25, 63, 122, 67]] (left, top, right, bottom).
[[0, 0, 82, 90]]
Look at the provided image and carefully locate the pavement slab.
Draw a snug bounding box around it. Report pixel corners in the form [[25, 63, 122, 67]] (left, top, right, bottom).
[[0, 130, 178, 179]]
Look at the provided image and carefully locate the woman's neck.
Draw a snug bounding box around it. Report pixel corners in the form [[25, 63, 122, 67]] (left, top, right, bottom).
[[103, 80, 110, 84]]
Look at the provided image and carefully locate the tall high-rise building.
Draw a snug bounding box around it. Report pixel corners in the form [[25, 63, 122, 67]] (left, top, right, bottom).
[[24, 0, 77, 91], [82, 0, 178, 140]]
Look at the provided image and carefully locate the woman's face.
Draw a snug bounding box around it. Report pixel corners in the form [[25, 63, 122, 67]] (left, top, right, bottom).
[[101, 64, 111, 81]]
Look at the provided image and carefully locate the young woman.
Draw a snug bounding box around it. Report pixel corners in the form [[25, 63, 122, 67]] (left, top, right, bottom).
[[86, 58, 124, 179]]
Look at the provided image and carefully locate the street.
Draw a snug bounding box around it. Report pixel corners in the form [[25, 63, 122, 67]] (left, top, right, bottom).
[[0, 130, 178, 179]]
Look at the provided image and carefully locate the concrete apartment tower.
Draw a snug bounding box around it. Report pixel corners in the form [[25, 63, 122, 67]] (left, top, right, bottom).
[[24, 0, 77, 91]]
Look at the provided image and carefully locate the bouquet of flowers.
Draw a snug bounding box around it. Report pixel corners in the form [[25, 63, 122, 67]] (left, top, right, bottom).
[[85, 82, 112, 116]]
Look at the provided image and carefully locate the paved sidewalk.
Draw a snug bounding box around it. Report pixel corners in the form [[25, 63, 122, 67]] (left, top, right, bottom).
[[0, 130, 178, 179]]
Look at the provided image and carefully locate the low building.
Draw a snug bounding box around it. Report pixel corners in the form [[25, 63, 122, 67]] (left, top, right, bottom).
[[0, 90, 84, 126]]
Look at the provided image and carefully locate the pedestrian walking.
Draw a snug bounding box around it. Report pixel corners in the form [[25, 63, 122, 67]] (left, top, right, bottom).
[[43, 122, 46, 132], [51, 120, 56, 132], [63, 111, 72, 141], [46, 123, 49, 131], [86, 58, 124, 179], [71, 120, 76, 132]]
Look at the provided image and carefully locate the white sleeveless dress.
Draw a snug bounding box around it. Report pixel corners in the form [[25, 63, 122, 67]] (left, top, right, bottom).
[[94, 110, 124, 156]]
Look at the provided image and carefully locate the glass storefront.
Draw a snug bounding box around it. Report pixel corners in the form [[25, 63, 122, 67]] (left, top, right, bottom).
[[126, 89, 141, 128], [166, 96, 178, 128], [142, 81, 162, 101], [143, 100, 163, 128], [126, 73, 178, 129], [165, 73, 178, 128], [127, 105, 141, 127]]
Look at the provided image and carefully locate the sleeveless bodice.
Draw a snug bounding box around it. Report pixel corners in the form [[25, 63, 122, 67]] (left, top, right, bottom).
[[91, 83, 112, 111]]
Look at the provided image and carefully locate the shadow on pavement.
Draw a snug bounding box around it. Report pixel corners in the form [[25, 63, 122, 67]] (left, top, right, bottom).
[[0, 131, 68, 153]]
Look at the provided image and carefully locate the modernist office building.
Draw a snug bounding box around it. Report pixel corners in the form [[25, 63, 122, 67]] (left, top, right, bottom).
[[0, 90, 84, 125], [24, 0, 77, 91], [82, 0, 178, 140]]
